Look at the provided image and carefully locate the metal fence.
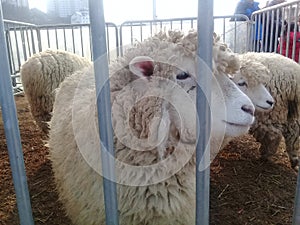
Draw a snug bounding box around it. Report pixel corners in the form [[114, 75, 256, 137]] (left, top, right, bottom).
[[251, 0, 300, 63], [119, 14, 250, 56], [1, 0, 300, 224], [4, 0, 300, 96], [4, 14, 254, 95], [4, 20, 119, 94]]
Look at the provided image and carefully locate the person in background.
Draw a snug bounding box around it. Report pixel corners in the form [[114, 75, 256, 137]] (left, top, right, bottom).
[[231, 0, 262, 51], [231, 0, 260, 21], [277, 22, 300, 63], [262, 0, 287, 52]]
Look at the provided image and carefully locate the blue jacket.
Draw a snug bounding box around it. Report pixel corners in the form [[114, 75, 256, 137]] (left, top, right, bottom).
[[232, 0, 260, 21]]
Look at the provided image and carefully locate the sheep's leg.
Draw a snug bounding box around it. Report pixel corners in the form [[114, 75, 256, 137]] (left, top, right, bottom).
[[28, 94, 53, 134], [283, 120, 300, 169], [251, 124, 282, 160]]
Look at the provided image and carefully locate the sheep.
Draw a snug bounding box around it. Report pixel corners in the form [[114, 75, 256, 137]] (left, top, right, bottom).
[[20, 49, 91, 134], [235, 52, 300, 169], [179, 31, 299, 169], [48, 34, 255, 225]]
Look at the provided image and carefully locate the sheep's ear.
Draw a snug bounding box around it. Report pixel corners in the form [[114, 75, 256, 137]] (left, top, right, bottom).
[[129, 56, 154, 77]]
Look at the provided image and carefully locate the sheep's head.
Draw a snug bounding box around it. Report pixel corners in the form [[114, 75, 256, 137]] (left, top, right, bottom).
[[231, 58, 274, 112]]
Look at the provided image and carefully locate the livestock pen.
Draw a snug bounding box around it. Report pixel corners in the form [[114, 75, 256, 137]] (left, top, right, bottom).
[[0, 0, 300, 225]]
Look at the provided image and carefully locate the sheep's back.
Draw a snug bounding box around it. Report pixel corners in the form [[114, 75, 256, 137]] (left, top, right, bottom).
[[20, 49, 91, 133]]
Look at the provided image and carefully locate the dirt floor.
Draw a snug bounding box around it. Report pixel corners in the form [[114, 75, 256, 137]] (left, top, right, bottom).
[[0, 95, 298, 225]]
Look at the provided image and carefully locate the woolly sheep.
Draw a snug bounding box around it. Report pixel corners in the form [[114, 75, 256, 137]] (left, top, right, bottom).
[[20, 49, 91, 134], [181, 32, 298, 168], [49, 34, 255, 225], [235, 52, 300, 169]]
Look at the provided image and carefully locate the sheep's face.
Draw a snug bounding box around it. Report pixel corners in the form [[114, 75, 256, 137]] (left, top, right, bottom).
[[128, 55, 198, 146], [231, 72, 274, 111], [211, 71, 255, 139]]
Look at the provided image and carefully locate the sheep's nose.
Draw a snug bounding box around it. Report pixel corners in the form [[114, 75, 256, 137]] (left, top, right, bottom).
[[241, 104, 255, 116], [266, 100, 274, 107]]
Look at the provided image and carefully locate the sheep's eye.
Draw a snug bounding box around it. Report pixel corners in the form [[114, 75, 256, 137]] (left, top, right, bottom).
[[238, 81, 247, 87], [176, 72, 190, 80]]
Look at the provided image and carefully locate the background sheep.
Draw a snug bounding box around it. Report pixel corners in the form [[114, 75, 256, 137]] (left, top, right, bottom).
[[49, 34, 255, 225], [231, 56, 275, 111], [236, 52, 300, 169], [20, 49, 91, 134]]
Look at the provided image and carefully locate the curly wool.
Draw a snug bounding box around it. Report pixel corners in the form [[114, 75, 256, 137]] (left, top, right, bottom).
[[238, 55, 271, 87], [154, 30, 240, 75], [241, 52, 300, 168], [20, 49, 91, 134]]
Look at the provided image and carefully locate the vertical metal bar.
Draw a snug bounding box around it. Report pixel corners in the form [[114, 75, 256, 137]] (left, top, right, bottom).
[[63, 28, 67, 51], [25, 28, 32, 57], [106, 24, 110, 63], [152, 0, 157, 20], [140, 22, 143, 42], [71, 26, 75, 53], [293, 170, 300, 225], [46, 28, 50, 48], [6, 29, 16, 75], [30, 27, 36, 54], [55, 28, 59, 49], [291, 3, 299, 61], [80, 26, 84, 57], [36, 27, 42, 52], [88, 0, 119, 224], [119, 24, 124, 56], [0, 4, 34, 225], [130, 23, 133, 45], [20, 27, 27, 61], [222, 18, 225, 43], [114, 25, 120, 57], [13, 26, 21, 69], [196, 0, 212, 224]]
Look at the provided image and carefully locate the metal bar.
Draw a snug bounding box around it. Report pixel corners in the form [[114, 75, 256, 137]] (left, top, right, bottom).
[[63, 28, 67, 51], [36, 27, 42, 52], [106, 24, 110, 63], [88, 0, 119, 224], [80, 26, 84, 57], [196, 0, 213, 225], [46, 28, 50, 48], [55, 28, 59, 49], [13, 26, 21, 69], [0, 4, 34, 225], [71, 26, 75, 53], [293, 169, 300, 225], [20, 27, 27, 61]]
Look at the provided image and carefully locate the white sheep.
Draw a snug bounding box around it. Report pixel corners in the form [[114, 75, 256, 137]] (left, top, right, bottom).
[[182, 32, 298, 169], [20, 49, 91, 134], [235, 52, 300, 169], [48, 34, 255, 225]]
